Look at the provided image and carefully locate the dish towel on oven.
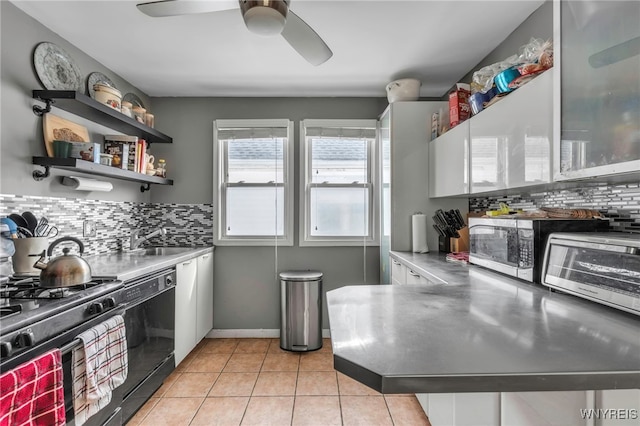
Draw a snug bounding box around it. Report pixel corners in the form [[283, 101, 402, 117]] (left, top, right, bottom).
[[72, 315, 127, 426], [0, 349, 65, 426]]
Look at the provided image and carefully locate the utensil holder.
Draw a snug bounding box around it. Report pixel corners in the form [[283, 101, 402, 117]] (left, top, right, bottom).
[[12, 237, 48, 274], [438, 236, 451, 253]]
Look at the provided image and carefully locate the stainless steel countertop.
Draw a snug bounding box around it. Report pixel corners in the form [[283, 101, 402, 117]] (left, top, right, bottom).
[[85, 246, 214, 282], [326, 251, 640, 394]]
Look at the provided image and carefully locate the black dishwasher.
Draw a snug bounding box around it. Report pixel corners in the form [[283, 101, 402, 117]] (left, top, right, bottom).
[[120, 268, 176, 423]]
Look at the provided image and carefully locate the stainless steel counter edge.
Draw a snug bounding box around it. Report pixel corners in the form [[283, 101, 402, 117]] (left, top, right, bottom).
[[85, 246, 215, 282], [327, 252, 640, 394]]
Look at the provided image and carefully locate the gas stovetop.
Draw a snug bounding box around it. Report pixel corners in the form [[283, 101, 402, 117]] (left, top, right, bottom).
[[0, 276, 124, 335]]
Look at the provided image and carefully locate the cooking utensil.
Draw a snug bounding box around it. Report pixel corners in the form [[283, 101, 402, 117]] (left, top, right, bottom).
[[17, 227, 34, 238], [32, 236, 92, 288], [39, 225, 58, 237], [1, 218, 18, 238], [9, 214, 28, 230], [22, 211, 38, 234]]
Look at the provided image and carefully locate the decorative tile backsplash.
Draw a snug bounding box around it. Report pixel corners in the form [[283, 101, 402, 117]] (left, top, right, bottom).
[[469, 182, 640, 234], [0, 194, 213, 256]]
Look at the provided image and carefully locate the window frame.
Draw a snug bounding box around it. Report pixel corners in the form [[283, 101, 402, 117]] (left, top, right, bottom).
[[299, 119, 379, 247], [213, 119, 294, 246]]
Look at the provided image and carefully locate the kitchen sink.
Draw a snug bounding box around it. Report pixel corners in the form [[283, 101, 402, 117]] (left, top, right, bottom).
[[131, 247, 193, 256]]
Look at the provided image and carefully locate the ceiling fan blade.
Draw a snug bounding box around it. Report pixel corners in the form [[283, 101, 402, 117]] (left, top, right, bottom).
[[281, 10, 333, 66], [137, 0, 239, 18]]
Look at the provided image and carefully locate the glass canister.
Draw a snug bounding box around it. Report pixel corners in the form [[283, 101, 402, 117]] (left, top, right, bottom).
[[156, 159, 166, 177], [144, 113, 155, 128], [132, 106, 146, 124]]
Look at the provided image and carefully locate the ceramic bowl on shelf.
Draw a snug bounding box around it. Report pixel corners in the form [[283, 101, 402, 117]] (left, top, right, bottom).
[[146, 169, 156, 176], [93, 83, 122, 111]]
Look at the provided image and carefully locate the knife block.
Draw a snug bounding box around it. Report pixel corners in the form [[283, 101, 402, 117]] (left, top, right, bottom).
[[438, 236, 451, 253], [450, 226, 469, 252]]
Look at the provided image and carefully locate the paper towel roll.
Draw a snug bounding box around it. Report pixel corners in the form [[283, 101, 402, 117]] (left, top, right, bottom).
[[62, 176, 113, 192], [412, 214, 429, 253]]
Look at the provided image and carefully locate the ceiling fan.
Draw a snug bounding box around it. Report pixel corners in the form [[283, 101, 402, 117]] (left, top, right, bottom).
[[136, 0, 333, 66]]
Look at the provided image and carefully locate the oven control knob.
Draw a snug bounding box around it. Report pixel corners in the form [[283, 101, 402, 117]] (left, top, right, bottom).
[[88, 302, 104, 314], [103, 297, 116, 308], [15, 331, 35, 348], [0, 341, 12, 358], [166, 276, 174, 286]]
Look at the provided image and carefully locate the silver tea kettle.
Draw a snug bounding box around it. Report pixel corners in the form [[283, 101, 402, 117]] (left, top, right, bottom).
[[33, 236, 92, 288]]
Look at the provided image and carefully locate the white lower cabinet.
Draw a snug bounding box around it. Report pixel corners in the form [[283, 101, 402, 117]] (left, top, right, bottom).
[[594, 389, 640, 426], [390, 257, 406, 285], [501, 391, 594, 426], [196, 253, 214, 341], [175, 252, 215, 366], [406, 268, 429, 285], [416, 392, 500, 426], [175, 258, 197, 366]]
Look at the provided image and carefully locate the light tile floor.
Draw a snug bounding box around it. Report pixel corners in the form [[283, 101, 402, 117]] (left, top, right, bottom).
[[127, 338, 431, 426]]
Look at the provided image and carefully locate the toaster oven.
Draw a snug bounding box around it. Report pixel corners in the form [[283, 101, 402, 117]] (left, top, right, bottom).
[[542, 232, 640, 315]]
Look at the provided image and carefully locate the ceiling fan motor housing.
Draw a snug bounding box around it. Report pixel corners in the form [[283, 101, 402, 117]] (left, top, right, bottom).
[[240, 0, 290, 36]]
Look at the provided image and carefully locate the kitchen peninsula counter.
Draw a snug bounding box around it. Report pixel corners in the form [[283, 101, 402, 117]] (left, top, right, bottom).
[[326, 251, 640, 394]]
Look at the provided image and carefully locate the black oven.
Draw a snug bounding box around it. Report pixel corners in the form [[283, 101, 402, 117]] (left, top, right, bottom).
[[120, 268, 176, 424]]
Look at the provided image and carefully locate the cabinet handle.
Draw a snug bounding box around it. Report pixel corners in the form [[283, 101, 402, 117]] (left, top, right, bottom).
[[392, 260, 401, 265], [182, 261, 192, 266], [202, 255, 209, 259], [408, 271, 420, 277]]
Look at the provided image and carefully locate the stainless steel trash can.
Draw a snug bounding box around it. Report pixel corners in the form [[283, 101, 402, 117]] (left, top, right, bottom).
[[280, 270, 323, 351]]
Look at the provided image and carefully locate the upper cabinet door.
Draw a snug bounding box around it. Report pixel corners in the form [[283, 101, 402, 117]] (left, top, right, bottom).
[[556, 0, 640, 180], [470, 69, 553, 194], [429, 121, 469, 198]]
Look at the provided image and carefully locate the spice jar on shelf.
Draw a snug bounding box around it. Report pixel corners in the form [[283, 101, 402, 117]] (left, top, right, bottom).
[[132, 106, 146, 124], [156, 159, 166, 177], [144, 113, 155, 128]]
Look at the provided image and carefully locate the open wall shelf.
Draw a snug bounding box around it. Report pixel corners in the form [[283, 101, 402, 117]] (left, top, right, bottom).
[[33, 157, 173, 188], [32, 90, 172, 145]]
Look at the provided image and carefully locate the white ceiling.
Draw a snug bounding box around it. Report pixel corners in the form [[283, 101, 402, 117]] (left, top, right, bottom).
[[12, 0, 545, 98]]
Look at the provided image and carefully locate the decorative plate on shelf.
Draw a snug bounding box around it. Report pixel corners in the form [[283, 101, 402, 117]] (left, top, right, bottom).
[[122, 92, 145, 109], [87, 72, 117, 98], [33, 42, 82, 91]]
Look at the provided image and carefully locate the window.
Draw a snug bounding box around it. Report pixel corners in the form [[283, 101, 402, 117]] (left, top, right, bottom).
[[214, 119, 294, 246], [300, 119, 378, 246]]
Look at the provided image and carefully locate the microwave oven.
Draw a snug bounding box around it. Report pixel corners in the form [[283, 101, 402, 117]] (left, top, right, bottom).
[[468, 217, 608, 282]]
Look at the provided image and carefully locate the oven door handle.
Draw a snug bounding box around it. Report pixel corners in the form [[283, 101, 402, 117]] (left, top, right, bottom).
[[60, 306, 126, 355]]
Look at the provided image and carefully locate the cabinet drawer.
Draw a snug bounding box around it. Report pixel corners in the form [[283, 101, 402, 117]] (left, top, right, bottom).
[[390, 258, 406, 285]]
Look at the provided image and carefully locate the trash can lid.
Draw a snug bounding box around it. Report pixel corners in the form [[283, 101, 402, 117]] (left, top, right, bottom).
[[279, 270, 323, 281]]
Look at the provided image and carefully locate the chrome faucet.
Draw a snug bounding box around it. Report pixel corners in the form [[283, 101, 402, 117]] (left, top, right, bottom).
[[130, 227, 167, 250]]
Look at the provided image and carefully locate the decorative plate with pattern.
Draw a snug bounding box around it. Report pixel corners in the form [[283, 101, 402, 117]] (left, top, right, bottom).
[[87, 72, 117, 98], [33, 42, 82, 91]]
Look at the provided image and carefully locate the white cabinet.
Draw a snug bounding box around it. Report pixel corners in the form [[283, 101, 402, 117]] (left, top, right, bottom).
[[390, 257, 405, 285], [406, 268, 430, 285], [595, 389, 640, 426], [555, 0, 640, 181], [429, 121, 469, 197], [501, 391, 594, 426], [417, 392, 500, 426], [379, 102, 468, 283], [469, 69, 553, 194], [196, 252, 214, 341], [175, 251, 215, 366], [175, 258, 197, 366]]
